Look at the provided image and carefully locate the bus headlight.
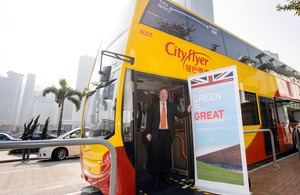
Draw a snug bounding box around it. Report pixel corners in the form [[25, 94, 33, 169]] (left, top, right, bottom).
[[100, 151, 111, 174]]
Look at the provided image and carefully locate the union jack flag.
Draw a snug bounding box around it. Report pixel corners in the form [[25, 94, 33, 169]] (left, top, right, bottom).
[[191, 71, 234, 89]]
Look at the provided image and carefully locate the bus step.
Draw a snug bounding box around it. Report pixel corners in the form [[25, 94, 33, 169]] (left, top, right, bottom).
[[138, 178, 216, 195]]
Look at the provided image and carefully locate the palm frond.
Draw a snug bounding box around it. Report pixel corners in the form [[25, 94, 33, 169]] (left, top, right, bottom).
[[42, 86, 58, 96], [43, 78, 85, 128], [66, 89, 83, 101], [59, 79, 68, 91], [67, 97, 82, 111]]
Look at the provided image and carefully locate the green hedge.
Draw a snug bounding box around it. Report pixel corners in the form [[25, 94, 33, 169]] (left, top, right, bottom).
[[8, 148, 39, 154]]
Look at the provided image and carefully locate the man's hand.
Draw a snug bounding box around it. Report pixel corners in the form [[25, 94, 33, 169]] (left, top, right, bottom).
[[146, 134, 152, 142], [187, 104, 192, 113]]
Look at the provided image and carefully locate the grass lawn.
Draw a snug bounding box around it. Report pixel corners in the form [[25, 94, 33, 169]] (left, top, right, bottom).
[[197, 160, 244, 186]]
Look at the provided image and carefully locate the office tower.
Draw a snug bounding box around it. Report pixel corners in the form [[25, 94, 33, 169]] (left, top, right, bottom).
[[76, 56, 95, 92], [18, 73, 36, 125], [63, 101, 73, 120], [31, 91, 59, 128], [73, 56, 95, 123], [0, 71, 23, 126]]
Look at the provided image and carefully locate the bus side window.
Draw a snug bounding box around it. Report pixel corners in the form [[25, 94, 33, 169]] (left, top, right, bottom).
[[275, 97, 300, 123], [239, 91, 260, 126]]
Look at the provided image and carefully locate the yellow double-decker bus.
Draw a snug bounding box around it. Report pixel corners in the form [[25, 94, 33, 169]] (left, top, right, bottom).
[[80, 0, 300, 194]]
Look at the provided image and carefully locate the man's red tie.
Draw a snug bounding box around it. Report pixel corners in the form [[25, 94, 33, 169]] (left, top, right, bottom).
[[161, 103, 166, 129]]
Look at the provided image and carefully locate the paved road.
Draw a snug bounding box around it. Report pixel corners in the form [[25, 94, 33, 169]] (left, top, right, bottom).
[[0, 158, 96, 195], [1, 150, 299, 195]]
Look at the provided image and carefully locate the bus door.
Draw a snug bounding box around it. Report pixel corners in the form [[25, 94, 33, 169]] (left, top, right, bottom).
[[258, 96, 281, 156], [169, 87, 191, 177], [133, 71, 193, 189]]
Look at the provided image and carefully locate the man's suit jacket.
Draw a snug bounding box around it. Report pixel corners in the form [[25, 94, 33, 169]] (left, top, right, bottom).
[[146, 101, 189, 141]]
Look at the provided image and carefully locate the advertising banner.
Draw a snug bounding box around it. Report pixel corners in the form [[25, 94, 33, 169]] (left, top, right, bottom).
[[187, 66, 250, 195]]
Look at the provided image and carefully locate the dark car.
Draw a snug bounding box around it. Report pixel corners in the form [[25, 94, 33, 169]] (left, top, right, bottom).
[[32, 132, 56, 140], [12, 132, 56, 140]]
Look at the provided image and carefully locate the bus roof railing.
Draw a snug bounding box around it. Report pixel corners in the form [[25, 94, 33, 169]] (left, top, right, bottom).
[[0, 138, 117, 195]]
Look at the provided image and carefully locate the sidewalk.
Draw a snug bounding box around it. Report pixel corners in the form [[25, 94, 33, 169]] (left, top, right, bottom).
[[0, 150, 38, 163], [248, 152, 300, 195], [0, 150, 299, 194]]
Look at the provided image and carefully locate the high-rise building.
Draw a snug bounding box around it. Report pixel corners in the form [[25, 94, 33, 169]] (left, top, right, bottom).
[[0, 71, 23, 126], [172, 0, 214, 22], [76, 56, 95, 91], [18, 73, 36, 125], [31, 92, 59, 129], [63, 100, 74, 120], [72, 56, 95, 123]]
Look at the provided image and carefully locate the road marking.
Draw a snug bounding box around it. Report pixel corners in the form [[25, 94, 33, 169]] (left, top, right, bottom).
[[34, 181, 86, 192], [64, 192, 81, 195], [0, 162, 78, 174]]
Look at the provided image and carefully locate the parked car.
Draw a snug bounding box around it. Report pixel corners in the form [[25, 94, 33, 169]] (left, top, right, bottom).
[[32, 132, 56, 140], [12, 132, 56, 140], [38, 128, 81, 160], [0, 133, 21, 141], [12, 133, 23, 139], [48, 129, 67, 137]]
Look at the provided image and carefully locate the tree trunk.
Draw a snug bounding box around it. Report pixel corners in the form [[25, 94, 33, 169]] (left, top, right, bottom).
[[58, 100, 65, 137]]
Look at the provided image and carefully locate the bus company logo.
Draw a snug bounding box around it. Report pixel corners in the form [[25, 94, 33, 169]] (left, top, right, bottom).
[[165, 42, 212, 74]]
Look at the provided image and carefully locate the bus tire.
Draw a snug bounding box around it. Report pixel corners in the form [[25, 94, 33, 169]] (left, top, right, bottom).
[[293, 129, 300, 151], [52, 148, 67, 160]]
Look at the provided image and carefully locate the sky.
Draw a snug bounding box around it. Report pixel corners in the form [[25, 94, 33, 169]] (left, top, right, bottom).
[[213, 0, 300, 71], [1, 0, 299, 90], [0, 0, 121, 89]]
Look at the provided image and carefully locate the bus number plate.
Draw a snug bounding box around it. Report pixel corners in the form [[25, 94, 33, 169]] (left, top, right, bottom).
[[140, 29, 152, 38]]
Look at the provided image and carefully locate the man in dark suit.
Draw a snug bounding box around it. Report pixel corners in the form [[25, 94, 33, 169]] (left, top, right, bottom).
[[146, 88, 192, 186]]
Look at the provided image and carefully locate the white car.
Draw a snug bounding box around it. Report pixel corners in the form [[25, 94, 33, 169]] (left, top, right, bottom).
[[0, 133, 21, 141], [38, 128, 81, 160]]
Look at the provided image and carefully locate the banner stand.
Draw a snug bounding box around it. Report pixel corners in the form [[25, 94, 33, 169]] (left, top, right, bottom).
[[188, 65, 250, 195]]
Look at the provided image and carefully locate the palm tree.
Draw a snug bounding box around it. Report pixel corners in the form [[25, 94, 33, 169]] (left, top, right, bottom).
[[43, 79, 83, 136]]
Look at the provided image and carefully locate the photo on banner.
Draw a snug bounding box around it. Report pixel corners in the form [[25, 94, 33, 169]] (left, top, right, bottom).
[[188, 65, 250, 195]]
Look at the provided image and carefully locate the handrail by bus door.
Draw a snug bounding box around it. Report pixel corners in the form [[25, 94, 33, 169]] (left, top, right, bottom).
[[244, 129, 280, 171], [0, 138, 117, 195]]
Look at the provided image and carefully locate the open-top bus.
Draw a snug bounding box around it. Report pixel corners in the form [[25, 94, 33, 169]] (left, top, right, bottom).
[[80, 0, 300, 194]]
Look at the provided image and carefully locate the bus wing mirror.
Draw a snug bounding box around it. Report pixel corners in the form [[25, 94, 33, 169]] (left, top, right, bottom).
[[99, 66, 112, 82]]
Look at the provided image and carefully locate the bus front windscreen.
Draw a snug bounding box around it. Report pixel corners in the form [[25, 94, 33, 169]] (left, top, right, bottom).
[[82, 69, 120, 140]]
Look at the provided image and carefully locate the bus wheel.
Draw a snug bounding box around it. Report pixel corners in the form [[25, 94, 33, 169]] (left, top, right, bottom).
[[293, 129, 300, 151], [52, 148, 67, 160]]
